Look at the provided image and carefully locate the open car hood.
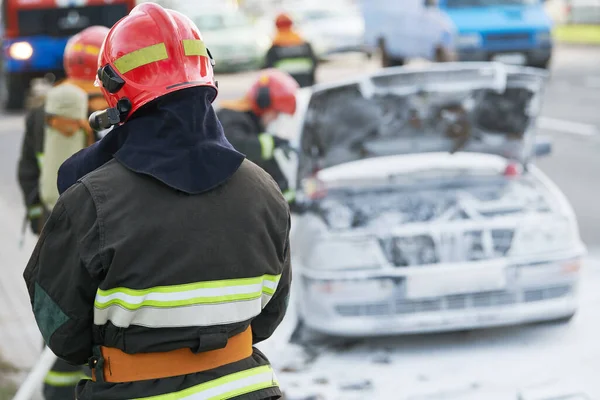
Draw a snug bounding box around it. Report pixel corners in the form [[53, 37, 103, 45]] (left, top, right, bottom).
[[295, 62, 548, 185]]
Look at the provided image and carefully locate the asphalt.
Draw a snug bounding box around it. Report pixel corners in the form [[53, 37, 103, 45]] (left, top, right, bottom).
[[0, 45, 599, 395]]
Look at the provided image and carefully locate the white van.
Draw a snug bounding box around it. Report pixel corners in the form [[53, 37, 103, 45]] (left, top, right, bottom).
[[360, 0, 457, 66]]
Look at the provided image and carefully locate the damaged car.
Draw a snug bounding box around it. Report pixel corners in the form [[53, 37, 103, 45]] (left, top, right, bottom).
[[276, 62, 586, 337]]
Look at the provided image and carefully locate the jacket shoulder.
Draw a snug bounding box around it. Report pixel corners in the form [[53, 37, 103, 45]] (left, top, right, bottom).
[[232, 159, 288, 205]]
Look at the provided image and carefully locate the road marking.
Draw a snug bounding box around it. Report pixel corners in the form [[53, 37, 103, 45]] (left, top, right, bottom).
[[538, 117, 599, 136]]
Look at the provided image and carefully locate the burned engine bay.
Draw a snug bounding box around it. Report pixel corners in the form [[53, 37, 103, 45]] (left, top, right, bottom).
[[296, 175, 556, 267], [297, 66, 544, 182]]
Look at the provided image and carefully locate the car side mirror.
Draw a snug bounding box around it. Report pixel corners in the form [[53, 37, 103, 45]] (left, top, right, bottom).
[[535, 136, 552, 158]]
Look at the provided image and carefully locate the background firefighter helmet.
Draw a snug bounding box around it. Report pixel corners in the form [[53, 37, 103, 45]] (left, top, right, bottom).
[[275, 13, 294, 30], [64, 26, 110, 82], [247, 69, 299, 117], [95, 2, 218, 121]]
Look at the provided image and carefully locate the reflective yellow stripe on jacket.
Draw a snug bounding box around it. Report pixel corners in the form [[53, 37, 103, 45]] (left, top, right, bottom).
[[132, 365, 278, 400], [274, 58, 314, 74], [44, 370, 88, 387], [94, 274, 281, 328]]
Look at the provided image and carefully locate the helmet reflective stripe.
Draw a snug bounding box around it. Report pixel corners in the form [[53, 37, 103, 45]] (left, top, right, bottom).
[[71, 43, 100, 56], [112, 40, 210, 75], [113, 43, 169, 75], [182, 39, 208, 57]]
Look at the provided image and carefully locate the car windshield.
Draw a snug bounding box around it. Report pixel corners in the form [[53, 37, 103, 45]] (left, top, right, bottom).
[[297, 66, 544, 181], [445, 0, 539, 7], [193, 12, 249, 31]]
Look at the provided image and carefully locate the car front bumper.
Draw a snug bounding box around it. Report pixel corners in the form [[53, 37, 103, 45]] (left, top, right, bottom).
[[297, 256, 582, 337], [457, 47, 552, 66]]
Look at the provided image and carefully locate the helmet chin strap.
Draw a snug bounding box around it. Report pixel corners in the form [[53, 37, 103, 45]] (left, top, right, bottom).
[[89, 98, 132, 131]]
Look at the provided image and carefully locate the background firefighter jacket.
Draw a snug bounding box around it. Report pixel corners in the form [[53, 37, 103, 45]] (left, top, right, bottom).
[[265, 31, 318, 88], [17, 97, 101, 235], [217, 108, 291, 196], [25, 87, 291, 400], [17, 106, 47, 234], [40, 83, 91, 211]]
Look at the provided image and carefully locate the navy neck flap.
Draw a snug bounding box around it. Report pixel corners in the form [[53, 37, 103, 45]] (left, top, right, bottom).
[[57, 87, 245, 195]]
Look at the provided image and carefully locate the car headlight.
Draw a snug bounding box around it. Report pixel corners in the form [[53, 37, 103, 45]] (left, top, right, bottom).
[[456, 33, 482, 48], [318, 199, 354, 230], [508, 216, 578, 257], [536, 31, 552, 43], [305, 237, 383, 270], [9, 42, 33, 60]]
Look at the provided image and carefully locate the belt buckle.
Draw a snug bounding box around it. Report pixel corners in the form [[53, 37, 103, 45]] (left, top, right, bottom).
[[88, 347, 106, 383]]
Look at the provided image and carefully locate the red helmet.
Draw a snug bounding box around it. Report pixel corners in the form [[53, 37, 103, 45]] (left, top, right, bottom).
[[275, 13, 294, 29], [64, 26, 110, 81], [247, 69, 299, 116], [95, 3, 217, 120]]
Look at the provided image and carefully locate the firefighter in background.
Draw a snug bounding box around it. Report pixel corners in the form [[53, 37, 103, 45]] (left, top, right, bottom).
[[17, 25, 109, 236], [265, 13, 318, 87], [218, 68, 299, 203], [16, 25, 109, 400], [24, 3, 290, 400]]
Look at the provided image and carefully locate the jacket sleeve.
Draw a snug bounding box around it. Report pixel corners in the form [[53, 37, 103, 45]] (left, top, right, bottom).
[[264, 46, 277, 69], [307, 42, 319, 81], [251, 215, 292, 344], [23, 184, 102, 365], [218, 110, 272, 162], [18, 107, 43, 208]]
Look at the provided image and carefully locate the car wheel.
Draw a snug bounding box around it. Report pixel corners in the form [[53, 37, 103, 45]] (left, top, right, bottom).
[[528, 58, 551, 70], [289, 318, 329, 345]]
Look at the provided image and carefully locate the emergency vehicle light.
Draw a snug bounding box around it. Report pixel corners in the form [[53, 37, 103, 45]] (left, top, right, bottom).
[[9, 42, 33, 60]]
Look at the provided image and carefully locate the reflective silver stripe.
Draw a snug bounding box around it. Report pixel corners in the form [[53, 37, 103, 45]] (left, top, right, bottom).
[[94, 275, 280, 328], [132, 365, 278, 400]]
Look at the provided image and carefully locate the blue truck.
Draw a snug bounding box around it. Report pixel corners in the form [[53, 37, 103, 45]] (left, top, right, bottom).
[[438, 0, 554, 69], [1, 0, 135, 110]]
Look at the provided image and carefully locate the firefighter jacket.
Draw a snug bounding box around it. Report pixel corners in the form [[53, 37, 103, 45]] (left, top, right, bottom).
[[24, 87, 291, 400], [217, 108, 293, 202], [265, 29, 318, 88], [17, 98, 102, 234]]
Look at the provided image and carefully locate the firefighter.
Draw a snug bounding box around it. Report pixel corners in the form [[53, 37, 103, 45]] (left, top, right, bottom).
[[265, 13, 318, 87], [23, 3, 290, 400], [16, 25, 109, 400], [17, 25, 109, 236], [217, 68, 299, 204]]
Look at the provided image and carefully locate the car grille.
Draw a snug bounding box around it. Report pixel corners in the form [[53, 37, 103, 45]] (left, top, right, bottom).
[[335, 285, 572, 317], [17, 4, 128, 37], [380, 229, 515, 267], [485, 33, 531, 42]]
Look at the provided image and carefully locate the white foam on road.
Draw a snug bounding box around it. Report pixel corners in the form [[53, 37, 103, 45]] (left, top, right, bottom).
[[258, 253, 600, 399]]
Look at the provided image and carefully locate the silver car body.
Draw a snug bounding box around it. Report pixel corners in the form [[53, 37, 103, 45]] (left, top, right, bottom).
[[277, 62, 586, 337]]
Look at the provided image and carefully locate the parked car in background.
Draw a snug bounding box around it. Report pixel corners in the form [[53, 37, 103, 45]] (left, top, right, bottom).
[[176, 4, 271, 72], [260, 2, 366, 59], [568, 0, 600, 24], [438, 0, 554, 69], [274, 62, 585, 338]]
